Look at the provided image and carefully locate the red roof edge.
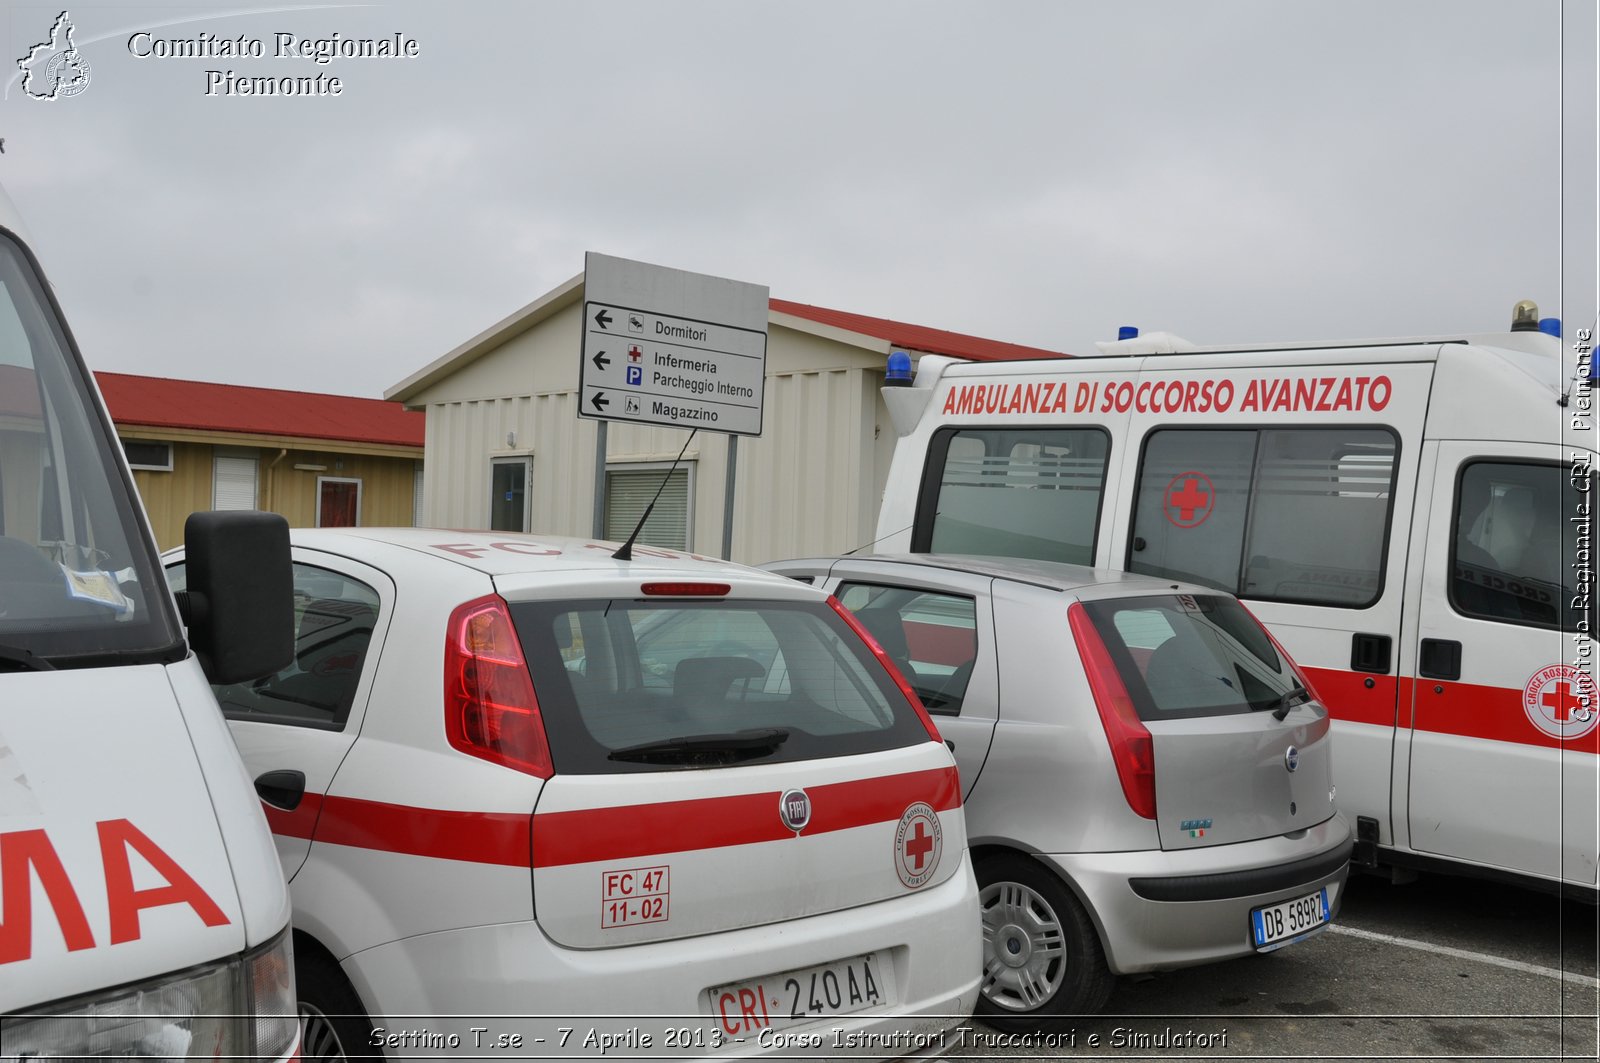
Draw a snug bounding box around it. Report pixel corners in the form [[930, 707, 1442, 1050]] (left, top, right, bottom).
[[769, 298, 1072, 362], [95, 371, 424, 449]]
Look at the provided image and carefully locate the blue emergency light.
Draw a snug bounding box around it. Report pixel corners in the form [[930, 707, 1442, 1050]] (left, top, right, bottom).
[[885, 350, 913, 387], [1118, 326, 1140, 341], [1539, 317, 1562, 337]]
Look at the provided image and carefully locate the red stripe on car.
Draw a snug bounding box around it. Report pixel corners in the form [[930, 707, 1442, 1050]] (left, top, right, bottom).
[[262, 767, 962, 867]]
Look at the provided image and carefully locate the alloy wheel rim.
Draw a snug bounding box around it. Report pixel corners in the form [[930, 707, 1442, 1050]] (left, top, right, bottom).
[[978, 879, 1067, 1011], [299, 1002, 347, 1063]]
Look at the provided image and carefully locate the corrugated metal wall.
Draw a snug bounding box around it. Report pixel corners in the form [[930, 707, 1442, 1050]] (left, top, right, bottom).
[[416, 346, 893, 564]]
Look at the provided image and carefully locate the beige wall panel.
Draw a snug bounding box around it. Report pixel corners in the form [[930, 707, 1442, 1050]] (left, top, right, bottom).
[[132, 442, 214, 551]]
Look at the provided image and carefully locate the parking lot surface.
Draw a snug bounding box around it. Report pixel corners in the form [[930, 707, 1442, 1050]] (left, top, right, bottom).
[[948, 871, 1598, 1059]]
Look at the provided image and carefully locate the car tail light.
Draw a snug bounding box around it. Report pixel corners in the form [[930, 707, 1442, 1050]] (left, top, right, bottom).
[[1068, 603, 1155, 820], [640, 581, 731, 596], [1238, 602, 1321, 703], [444, 594, 553, 778], [828, 595, 943, 743]]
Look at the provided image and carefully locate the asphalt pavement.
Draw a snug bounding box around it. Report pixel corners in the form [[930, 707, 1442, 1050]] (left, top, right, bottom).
[[948, 870, 1598, 1061]]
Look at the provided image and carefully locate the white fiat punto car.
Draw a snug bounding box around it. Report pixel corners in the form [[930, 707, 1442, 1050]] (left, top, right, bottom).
[[167, 529, 979, 1060]]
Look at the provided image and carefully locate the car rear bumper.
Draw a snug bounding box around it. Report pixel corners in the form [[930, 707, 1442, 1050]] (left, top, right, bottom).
[[343, 851, 981, 1059], [1047, 813, 1352, 974]]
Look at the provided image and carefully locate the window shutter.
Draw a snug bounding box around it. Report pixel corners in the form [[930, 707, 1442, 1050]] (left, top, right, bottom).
[[213, 454, 258, 510], [605, 468, 689, 549]]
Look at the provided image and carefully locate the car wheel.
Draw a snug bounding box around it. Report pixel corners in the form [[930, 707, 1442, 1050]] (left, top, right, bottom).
[[296, 947, 379, 1062], [975, 855, 1114, 1031]]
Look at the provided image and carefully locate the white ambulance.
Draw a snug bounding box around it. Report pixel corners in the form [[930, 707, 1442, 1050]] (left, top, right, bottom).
[[874, 308, 1596, 900], [0, 185, 301, 1057]]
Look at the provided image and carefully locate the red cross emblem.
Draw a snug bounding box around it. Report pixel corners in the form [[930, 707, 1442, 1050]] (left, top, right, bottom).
[[628, 345, 642, 363], [1522, 665, 1599, 741], [1164, 470, 1216, 528], [1542, 681, 1585, 722], [893, 803, 942, 888], [904, 820, 934, 870]]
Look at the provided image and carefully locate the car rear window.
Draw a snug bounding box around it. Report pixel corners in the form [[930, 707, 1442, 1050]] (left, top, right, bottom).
[[1080, 594, 1301, 720], [509, 599, 932, 773]]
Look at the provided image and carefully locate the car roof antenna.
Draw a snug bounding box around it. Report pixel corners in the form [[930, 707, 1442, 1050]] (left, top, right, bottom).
[[613, 429, 697, 561]]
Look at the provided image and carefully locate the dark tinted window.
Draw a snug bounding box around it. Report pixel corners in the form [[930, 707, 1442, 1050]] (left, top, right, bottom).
[[836, 582, 978, 716], [917, 427, 1109, 564], [1451, 461, 1585, 631], [511, 599, 930, 774], [1130, 428, 1397, 607], [168, 561, 379, 729], [1083, 594, 1303, 720]]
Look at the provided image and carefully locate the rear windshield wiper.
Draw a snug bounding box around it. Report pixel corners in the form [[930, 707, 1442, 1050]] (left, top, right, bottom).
[[1270, 684, 1312, 721], [0, 643, 55, 672], [608, 727, 790, 766]]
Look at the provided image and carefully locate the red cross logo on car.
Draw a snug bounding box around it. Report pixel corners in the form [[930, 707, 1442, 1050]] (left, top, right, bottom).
[[903, 820, 935, 871], [894, 803, 942, 888], [1164, 471, 1216, 528]]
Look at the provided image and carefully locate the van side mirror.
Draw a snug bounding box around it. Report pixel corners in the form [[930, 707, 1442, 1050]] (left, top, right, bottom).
[[179, 511, 294, 684]]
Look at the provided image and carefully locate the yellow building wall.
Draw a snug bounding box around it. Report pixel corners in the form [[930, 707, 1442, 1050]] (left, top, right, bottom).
[[127, 436, 420, 551]]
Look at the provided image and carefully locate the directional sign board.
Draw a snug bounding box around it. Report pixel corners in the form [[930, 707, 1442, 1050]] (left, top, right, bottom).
[[580, 252, 769, 436]]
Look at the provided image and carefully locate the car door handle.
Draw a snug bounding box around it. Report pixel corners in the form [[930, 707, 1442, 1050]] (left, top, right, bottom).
[[1419, 639, 1462, 682], [254, 769, 306, 811]]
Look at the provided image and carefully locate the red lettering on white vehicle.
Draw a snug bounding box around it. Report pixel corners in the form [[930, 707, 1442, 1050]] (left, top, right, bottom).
[[600, 864, 670, 928], [0, 819, 229, 965]]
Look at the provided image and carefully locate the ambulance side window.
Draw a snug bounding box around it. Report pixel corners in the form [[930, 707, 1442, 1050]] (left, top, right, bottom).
[[1450, 462, 1581, 631], [167, 561, 380, 729], [1129, 427, 1397, 607], [914, 426, 1109, 564]]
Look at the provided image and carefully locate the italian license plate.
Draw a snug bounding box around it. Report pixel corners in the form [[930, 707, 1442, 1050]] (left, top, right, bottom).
[[708, 953, 895, 1037], [1252, 888, 1330, 950]]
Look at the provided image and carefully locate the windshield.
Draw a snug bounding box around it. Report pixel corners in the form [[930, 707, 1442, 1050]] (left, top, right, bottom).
[[0, 231, 182, 665]]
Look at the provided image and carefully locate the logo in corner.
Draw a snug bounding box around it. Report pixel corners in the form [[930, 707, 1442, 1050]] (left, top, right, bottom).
[[18, 11, 92, 101], [1522, 664, 1599, 742], [893, 802, 942, 888]]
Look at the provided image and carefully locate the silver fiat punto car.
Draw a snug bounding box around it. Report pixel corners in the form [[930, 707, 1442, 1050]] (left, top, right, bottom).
[[764, 554, 1352, 1031]]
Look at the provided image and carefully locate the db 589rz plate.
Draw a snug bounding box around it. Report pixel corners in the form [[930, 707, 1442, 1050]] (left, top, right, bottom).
[[708, 953, 895, 1037], [1251, 887, 1330, 950]]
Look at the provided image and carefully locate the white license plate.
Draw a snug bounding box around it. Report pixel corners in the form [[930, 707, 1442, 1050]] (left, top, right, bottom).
[[708, 953, 894, 1038], [1252, 888, 1330, 949]]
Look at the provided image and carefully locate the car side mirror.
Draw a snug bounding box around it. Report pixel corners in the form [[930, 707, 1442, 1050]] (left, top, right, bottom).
[[178, 511, 294, 684]]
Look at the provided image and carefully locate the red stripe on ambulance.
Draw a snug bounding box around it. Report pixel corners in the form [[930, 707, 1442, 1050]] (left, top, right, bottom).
[[1307, 666, 1599, 755]]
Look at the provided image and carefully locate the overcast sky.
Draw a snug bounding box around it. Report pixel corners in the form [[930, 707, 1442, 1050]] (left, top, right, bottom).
[[1, 0, 1594, 398]]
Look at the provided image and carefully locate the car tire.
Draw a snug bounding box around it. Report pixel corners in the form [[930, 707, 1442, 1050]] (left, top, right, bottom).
[[297, 946, 380, 1062], [975, 854, 1114, 1031]]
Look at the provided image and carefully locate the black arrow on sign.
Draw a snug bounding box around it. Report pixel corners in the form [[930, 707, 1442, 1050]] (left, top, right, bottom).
[[594, 308, 613, 330], [591, 350, 611, 371], [591, 391, 610, 411]]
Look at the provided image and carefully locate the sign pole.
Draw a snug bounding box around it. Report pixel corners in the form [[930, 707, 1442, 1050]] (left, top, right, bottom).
[[721, 435, 738, 560], [591, 419, 607, 539]]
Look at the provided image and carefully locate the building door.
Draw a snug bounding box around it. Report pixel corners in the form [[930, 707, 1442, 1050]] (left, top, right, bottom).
[[317, 477, 361, 527], [490, 457, 530, 532]]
